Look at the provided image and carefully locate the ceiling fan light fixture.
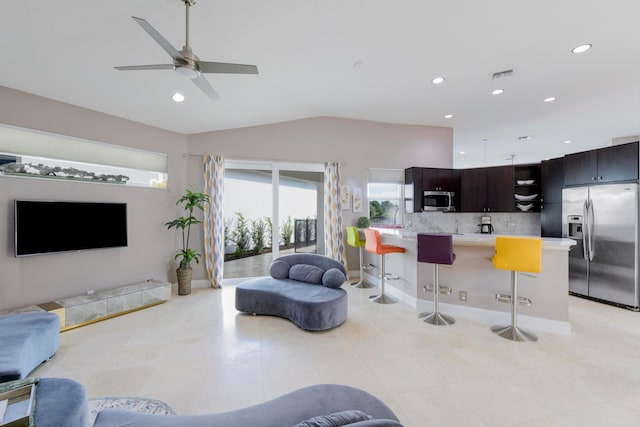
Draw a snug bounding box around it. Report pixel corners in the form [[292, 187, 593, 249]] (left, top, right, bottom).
[[174, 65, 200, 79]]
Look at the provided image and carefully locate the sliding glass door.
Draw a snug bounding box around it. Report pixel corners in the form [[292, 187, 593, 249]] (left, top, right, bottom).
[[223, 161, 323, 279]]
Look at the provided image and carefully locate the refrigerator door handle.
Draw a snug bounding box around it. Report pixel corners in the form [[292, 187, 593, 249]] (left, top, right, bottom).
[[588, 198, 595, 261], [582, 200, 589, 261]]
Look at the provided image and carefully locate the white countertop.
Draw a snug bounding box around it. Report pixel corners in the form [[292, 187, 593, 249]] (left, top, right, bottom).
[[375, 228, 576, 250]]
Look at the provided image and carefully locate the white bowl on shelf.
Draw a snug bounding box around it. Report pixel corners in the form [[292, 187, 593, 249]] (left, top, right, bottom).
[[516, 203, 534, 211], [517, 179, 534, 185], [515, 193, 537, 201]]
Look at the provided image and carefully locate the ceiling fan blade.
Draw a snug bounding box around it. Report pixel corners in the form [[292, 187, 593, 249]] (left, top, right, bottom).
[[197, 61, 259, 75], [192, 75, 220, 100], [131, 16, 185, 61], [114, 64, 174, 71]]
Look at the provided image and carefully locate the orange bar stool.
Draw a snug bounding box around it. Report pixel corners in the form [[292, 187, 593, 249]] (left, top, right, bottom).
[[363, 229, 406, 304], [345, 226, 374, 288], [491, 236, 542, 342], [417, 233, 456, 326]]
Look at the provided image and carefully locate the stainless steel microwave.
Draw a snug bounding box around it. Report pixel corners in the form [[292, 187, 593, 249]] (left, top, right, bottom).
[[423, 191, 455, 212]]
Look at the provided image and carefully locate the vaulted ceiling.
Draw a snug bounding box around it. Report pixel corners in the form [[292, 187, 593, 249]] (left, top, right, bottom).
[[1, 0, 638, 167]]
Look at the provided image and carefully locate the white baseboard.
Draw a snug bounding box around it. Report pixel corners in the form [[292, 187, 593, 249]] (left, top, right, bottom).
[[364, 272, 571, 335], [415, 299, 572, 335]]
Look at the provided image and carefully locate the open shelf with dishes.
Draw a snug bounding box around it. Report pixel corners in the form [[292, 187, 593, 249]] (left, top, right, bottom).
[[514, 164, 541, 212]]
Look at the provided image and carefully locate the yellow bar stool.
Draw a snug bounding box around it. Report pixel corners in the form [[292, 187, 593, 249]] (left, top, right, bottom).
[[345, 226, 374, 288], [491, 236, 542, 342]]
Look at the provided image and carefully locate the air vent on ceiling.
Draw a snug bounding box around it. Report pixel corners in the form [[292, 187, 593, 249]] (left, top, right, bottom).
[[492, 69, 515, 80]]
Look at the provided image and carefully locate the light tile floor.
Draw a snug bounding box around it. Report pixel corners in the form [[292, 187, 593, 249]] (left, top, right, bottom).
[[36, 283, 640, 426]]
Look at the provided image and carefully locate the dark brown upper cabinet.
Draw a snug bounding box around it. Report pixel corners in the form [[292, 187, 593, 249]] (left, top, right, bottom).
[[461, 165, 514, 212], [404, 167, 423, 213], [541, 157, 564, 203], [423, 168, 453, 191], [564, 141, 638, 186]]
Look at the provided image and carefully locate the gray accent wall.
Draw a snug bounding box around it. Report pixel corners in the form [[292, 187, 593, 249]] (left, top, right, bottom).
[[0, 88, 453, 310], [0, 87, 188, 311], [187, 116, 453, 280]]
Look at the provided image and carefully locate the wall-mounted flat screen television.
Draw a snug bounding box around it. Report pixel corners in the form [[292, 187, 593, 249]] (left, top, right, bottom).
[[14, 200, 128, 257]]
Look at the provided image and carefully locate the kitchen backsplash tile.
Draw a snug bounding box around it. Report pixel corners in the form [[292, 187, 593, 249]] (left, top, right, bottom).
[[405, 212, 541, 236]]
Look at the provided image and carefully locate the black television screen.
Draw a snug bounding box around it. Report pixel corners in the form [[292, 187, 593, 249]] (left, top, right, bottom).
[[14, 200, 128, 257]]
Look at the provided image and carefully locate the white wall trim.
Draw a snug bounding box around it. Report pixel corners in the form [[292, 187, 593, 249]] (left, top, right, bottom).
[[365, 272, 571, 335]]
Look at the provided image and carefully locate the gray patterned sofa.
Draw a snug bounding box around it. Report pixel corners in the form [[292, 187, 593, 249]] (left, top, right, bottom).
[[94, 383, 402, 426], [235, 253, 348, 330]]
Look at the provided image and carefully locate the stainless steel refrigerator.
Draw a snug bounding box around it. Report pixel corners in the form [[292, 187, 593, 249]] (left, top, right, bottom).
[[562, 183, 640, 309]]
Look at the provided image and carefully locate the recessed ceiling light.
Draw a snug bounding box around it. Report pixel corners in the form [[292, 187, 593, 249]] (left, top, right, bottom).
[[518, 136, 532, 141], [444, 114, 453, 119], [572, 44, 592, 54], [431, 77, 445, 84], [491, 89, 504, 95], [544, 96, 556, 103], [482, 138, 488, 142], [172, 93, 185, 103], [564, 140, 572, 144], [460, 151, 465, 155], [353, 61, 364, 69]]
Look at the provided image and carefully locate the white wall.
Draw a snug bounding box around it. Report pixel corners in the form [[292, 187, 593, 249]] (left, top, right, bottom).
[[187, 116, 453, 277], [0, 87, 188, 311]]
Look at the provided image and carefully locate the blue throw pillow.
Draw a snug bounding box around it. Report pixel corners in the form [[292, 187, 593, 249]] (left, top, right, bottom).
[[270, 259, 290, 279], [289, 264, 325, 284], [294, 410, 373, 427], [322, 268, 346, 289]]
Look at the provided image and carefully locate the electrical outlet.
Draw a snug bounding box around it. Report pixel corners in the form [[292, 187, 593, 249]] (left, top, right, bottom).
[[459, 290, 468, 301]]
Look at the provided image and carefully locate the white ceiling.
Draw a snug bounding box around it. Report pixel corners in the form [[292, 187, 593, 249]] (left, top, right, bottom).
[[1, 0, 639, 168]]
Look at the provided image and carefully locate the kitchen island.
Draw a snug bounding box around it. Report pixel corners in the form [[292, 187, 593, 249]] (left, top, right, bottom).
[[362, 230, 575, 334]]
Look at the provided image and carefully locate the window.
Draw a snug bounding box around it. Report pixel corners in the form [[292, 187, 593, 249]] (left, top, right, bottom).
[[367, 169, 404, 228], [0, 124, 168, 188]]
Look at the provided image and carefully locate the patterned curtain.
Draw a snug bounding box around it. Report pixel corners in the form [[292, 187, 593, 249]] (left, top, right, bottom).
[[324, 162, 349, 272], [203, 155, 225, 289]]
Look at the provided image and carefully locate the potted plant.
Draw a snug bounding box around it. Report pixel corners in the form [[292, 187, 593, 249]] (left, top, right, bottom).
[[357, 216, 371, 229], [166, 189, 210, 295]]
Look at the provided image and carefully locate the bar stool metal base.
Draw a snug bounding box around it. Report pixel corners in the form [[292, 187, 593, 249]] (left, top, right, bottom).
[[419, 311, 456, 325], [351, 279, 374, 288], [351, 247, 375, 288], [490, 324, 538, 342], [369, 293, 396, 304]]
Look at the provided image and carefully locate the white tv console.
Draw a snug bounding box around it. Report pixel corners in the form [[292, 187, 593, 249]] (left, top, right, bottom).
[[0, 280, 171, 331]]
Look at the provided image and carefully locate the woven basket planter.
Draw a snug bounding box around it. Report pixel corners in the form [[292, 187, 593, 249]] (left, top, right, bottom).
[[176, 267, 193, 296]]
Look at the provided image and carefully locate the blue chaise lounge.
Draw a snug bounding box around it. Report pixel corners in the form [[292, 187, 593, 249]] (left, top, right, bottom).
[[235, 253, 348, 330]]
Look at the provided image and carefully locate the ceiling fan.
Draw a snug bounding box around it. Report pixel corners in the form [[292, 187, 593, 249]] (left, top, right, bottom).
[[115, 0, 258, 100]]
